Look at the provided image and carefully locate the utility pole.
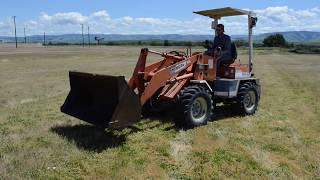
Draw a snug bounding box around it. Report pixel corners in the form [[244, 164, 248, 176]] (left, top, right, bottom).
[[43, 32, 46, 46], [81, 24, 84, 47], [24, 27, 27, 44], [13, 16, 17, 48], [87, 26, 90, 47]]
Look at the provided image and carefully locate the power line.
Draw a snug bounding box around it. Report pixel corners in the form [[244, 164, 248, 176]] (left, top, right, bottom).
[[87, 26, 90, 47], [81, 24, 84, 47], [43, 32, 46, 46], [24, 27, 26, 44], [13, 16, 17, 48]]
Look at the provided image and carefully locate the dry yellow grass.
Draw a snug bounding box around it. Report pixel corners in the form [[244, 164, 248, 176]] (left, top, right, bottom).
[[0, 45, 319, 179]]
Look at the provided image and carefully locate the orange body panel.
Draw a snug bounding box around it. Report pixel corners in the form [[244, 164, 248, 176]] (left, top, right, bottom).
[[128, 49, 205, 105], [128, 48, 249, 106], [219, 63, 249, 79], [195, 54, 217, 81]]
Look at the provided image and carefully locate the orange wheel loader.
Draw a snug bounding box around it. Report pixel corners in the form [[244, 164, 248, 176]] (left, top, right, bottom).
[[61, 7, 261, 128]]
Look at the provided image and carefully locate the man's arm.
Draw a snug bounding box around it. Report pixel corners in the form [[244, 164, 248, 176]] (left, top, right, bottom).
[[223, 35, 231, 52], [218, 35, 232, 63]]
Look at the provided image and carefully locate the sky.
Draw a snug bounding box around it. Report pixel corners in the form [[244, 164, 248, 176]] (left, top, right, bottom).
[[0, 0, 320, 36]]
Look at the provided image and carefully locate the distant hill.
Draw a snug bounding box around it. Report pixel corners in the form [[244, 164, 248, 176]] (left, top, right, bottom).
[[0, 34, 214, 43], [255, 31, 320, 43], [0, 31, 319, 44]]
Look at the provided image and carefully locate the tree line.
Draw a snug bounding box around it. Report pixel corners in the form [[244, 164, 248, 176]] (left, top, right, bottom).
[[45, 34, 319, 54], [46, 40, 203, 47]]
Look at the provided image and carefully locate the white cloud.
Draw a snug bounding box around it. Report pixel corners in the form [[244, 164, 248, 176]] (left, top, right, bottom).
[[0, 6, 319, 36], [39, 12, 88, 25], [311, 7, 320, 13], [90, 10, 111, 22], [0, 22, 9, 29], [122, 16, 133, 22], [254, 6, 320, 33], [0, 17, 14, 36], [295, 10, 317, 18], [257, 6, 289, 15]]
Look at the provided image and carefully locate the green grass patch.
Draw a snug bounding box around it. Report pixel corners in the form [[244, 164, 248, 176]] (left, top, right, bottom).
[[262, 143, 289, 154], [0, 46, 319, 179]]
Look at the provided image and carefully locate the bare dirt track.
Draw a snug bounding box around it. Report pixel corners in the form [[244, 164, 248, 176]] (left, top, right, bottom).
[[0, 45, 319, 179]]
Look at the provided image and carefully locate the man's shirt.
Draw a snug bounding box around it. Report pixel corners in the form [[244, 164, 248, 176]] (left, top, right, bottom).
[[213, 34, 231, 52]]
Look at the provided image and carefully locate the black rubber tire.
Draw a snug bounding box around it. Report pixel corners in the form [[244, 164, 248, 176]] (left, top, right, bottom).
[[237, 82, 260, 115], [141, 95, 165, 118], [176, 86, 213, 127]]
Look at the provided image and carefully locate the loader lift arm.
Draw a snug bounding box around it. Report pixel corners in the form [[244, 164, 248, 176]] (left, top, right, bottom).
[[128, 48, 198, 105]]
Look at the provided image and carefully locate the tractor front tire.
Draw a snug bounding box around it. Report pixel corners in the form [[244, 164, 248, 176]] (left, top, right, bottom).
[[176, 86, 213, 127], [237, 82, 260, 115]]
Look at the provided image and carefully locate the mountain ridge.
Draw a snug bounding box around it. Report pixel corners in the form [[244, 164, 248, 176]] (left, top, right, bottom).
[[0, 31, 319, 43]]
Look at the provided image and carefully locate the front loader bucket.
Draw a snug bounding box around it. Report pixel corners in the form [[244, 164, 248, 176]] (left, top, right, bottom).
[[61, 71, 141, 129]]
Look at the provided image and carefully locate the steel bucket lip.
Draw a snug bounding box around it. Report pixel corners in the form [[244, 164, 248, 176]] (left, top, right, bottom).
[[68, 70, 126, 79], [61, 71, 141, 129]]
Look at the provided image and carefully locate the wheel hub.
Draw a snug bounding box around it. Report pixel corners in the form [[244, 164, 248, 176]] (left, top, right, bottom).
[[244, 90, 256, 111], [191, 97, 208, 122]]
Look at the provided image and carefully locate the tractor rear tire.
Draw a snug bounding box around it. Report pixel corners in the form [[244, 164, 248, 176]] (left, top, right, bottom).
[[237, 82, 260, 115], [176, 86, 213, 127]]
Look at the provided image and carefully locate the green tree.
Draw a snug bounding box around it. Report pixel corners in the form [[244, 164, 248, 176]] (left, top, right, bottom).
[[203, 40, 213, 49], [164, 40, 169, 46], [234, 40, 247, 47], [150, 41, 159, 46], [263, 34, 287, 47]]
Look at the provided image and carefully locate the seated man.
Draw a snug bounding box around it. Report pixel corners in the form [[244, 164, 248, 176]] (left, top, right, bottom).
[[205, 24, 233, 68]]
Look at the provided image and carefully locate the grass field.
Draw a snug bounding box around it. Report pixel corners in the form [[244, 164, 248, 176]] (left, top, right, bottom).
[[0, 45, 319, 179]]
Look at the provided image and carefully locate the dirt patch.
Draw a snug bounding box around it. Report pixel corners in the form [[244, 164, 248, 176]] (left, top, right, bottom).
[[170, 130, 193, 170]]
